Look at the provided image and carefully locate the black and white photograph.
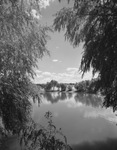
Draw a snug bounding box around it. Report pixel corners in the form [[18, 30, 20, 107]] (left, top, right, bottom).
[[0, 0, 117, 150]]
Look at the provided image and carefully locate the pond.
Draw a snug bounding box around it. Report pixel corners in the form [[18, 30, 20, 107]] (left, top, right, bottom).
[[32, 92, 117, 149]]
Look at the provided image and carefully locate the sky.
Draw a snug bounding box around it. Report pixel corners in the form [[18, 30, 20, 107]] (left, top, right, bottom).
[[33, 0, 94, 84]]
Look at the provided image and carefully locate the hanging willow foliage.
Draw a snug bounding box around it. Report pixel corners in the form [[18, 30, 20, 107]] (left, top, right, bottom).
[[0, 0, 50, 132], [54, 0, 117, 111]]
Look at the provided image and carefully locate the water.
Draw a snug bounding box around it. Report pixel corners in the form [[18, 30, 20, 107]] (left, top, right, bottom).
[[32, 92, 117, 149]]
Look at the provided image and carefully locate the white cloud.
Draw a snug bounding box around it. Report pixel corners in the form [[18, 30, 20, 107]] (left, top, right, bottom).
[[34, 70, 81, 84], [66, 68, 79, 77], [52, 59, 58, 62], [52, 59, 62, 63], [67, 101, 83, 108], [42, 72, 51, 76], [66, 68, 78, 72], [56, 46, 59, 49], [31, 0, 55, 19], [40, 77, 51, 83], [31, 9, 41, 19], [82, 71, 98, 81], [39, 0, 55, 9], [36, 74, 43, 78], [66, 67, 78, 74], [84, 108, 117, 124], [35, 69, 42, 74]]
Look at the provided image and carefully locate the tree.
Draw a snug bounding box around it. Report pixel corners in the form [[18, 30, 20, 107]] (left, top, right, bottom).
[[74, 82, 85, 92], [54, 0, 117, 111], [60, 83, 66, 91], [45, 82, 52, 91], [50, 80, 58, 91], [0, 0, 50, 133], [67, 85, 72, 91], [0, 1, 71, 150]]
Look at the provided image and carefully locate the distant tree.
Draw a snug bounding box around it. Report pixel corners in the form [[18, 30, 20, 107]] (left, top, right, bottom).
[[87, 79, 98, 93], [50, 80, 58, 91], [67, 85, 72, 91], [54, 0, 117, 111], [76, 82, 85, 92], [74, 83, 79, 92], [60, 83, 66, 91], [57, 83, 61, 91], [45, 82, 52, 91]]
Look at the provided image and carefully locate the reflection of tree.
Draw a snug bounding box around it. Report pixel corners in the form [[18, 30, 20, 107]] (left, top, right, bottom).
[[74, 93, 84, 103], [61, 92, 67, 101], [43, 92, 53, 101], [43, 92, 67, 103], [43, 92, 102, 108], [67, 92, 72, 99], [44, 92, 60, 104], [74, 93, 102, 108]]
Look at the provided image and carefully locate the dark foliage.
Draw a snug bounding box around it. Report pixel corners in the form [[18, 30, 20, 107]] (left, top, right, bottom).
[[60, 83, 66, 91], [19, 112, 72, 150], [0, 0, 50, 133], [45, 80, 58, 91], [54, 0, 117, 111]]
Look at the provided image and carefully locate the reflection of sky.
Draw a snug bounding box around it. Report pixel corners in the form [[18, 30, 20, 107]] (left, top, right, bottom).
[[32, 92, 117, 145], [84, 108, 117, 124], [58, 95, 117, 124]]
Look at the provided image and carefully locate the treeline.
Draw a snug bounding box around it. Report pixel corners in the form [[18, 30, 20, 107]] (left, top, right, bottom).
[[37, 78, 99, 94]]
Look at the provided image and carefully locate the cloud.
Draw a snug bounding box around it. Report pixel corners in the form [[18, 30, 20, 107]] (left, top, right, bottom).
[[36, 74, 43, 78], [66, 67, 78, 74], [31, 0, 55, 19], [66, 67, 78, 76], [52, 59, 62, 63], [31, 9, 41, 19], [42, 72, 51, 76], [34, 70, 81, 84], [39, 0, 55, 9], [82, 71, 98, 81], [66, 68, 78, 72], [52, 59, 59, 62], [40, 77, 51, 83], [56, 46, 59, 49], [84, 108, 117, 124], [67, 101, 83, 108], [35, 69, 42, 74]]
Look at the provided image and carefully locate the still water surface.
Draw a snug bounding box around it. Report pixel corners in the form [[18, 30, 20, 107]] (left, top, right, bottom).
[[32, 92, 117, 148]]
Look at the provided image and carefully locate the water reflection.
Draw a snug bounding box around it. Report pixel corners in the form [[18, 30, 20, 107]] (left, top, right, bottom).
[[33, 92, 117, 148], [74, 93, 102, 108], [43, 92, 102, 108], [72, 138, 117, 150]]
